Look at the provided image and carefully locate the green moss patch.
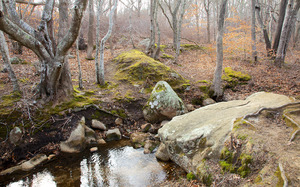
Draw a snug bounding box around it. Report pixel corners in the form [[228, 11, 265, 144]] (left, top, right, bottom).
[[0, 92, 22, 115], [222, 67, 251, 88], [113, 50, 189, 88], [180, 44, 203, 51], [187, 172, 196, 181], [161, 53, 174, 59]]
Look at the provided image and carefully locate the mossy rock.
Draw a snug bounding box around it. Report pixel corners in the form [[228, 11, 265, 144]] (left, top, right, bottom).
[[196, 160, 213, 186], [0, 92, 22, 115], [222, 67, 251, 88], [113, 50, 189, 88]]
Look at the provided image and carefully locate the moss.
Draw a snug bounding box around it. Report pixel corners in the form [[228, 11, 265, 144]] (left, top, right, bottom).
[[274, 166, 285, 187], [161, 53, 174, 59], [254, 175, 262, 183], [196, 160, 213, 186], [0, 92, 22, 114], [19, 78, 29, 83], [85, 57, 95, 60], [110, 109, 127, 118], [187, 172, 196, 181], [237, 153, 252, 178], [155, 44, 167, 52], [238, 134, 248, 140], [222, 67, 251, 88], [113, 50, 189, 89], [196, 80, 209, 84], [219, 161, 235, 173], [180, 44, 203, 51]]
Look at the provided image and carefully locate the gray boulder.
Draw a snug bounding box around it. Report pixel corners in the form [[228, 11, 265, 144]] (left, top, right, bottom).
[[143, 81, 187, 123], [105, 128, 121, 141], [157, 92, 294, 174], [155, 143, 170, 161], [138, 38, 150, 48], [91, 119, 107, 131], [9, 127, 22, 145], [60, 117, 87, 153], [202, 98, 216, 106]]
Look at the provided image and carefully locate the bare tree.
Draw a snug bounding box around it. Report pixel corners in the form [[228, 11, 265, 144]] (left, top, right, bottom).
[[204, 0, 211, 43], [255, 0, 272, 55], [0, 0, 88, 101], [0, 24, 20, 92], [86, 0, 95, 60], [97, 0, 118, 85], [211, 0, 228, 101], [251, 0, 258, 62], [272, 0, 288, 55], [147, 0, 157, 57], [275, 0, 300, 66]]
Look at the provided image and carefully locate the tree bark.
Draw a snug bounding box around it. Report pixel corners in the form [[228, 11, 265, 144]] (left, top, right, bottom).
[[87, 0, 94, 60], [211, 0, 228, 101], [147, 0, 156, 57], [272, 0, 288, 55], [154, 0, 161, 60], [275, 0, 300, 66], [175, 0, 187, 63], [204, 0, 211, 43]]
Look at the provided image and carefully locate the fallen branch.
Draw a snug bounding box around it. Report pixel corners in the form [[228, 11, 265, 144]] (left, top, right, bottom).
[[278, 162, 288, 187]]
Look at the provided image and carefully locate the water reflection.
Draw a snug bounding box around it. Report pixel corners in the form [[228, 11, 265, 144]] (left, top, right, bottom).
[[7, 146, 167, 187], [8, 170, 56, 187]]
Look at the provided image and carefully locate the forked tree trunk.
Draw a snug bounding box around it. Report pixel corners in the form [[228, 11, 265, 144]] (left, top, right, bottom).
[[211, 0, 228, 101], [0, 0, 88, 101], [98, 0, 118, 85]]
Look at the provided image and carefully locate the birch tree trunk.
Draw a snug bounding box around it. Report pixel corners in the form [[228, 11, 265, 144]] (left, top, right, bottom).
[[153, 0, 161, 60], [98, 0, 118, 85], [211, 0, 228, 101], [95, 0, 103, 84], [275, 0, 300, 66], [87, 0, 95, 60], [251, 0, 258, 62], [0, 0, 88, 101]]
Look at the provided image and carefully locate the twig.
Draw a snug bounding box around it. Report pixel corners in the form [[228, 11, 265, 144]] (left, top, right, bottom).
[[289, 129, 299, 142]]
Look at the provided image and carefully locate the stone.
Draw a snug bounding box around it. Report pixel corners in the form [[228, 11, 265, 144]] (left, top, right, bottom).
[[84, 126, 96, 144], [138, 38, 150, 48], [10, 57, 22, 64], [9, 127, 22, 145], [160, 120, 170, 127], [60, 117, 86, 153], [158, 92, 294, 174], [90, 147, 98, 152], [186, 104, 195, 111], [141, 123, 151, 133], [202, 98, 216, 106], [97, 139, 106, 145], [48, 154, 56, 160], [130, 132, 149, 149], [105, 128, 121, 141], [143, 81, 188, 123], [21, 154, 48, 171], [144, 140, 159, 154], [91, 119, 107, 130], [115, 118, 123, 125], [155, 143, 170, 161]]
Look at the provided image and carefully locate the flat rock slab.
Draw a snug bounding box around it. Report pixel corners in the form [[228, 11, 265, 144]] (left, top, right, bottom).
[[158, 92, 294, 173]]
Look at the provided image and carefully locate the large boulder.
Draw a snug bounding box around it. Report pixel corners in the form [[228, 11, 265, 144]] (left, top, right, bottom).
[[143, 81, 187, 123], [113, 50, 188, 89], [157, 92, 294, 175]]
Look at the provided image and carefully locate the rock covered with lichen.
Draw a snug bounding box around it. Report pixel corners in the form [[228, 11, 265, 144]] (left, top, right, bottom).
[[143, 81, 187, 123]]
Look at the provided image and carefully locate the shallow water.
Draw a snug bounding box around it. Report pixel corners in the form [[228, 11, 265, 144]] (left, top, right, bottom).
[[3, 140, 184, 187]]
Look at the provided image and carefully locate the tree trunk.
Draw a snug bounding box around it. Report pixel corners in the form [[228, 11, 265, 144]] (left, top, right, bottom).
[[87, 0, 95, 60], [98, 0, 118, 85], [147, 0, 156, 57], [255, 1, 272, 55], [0, 31, 20, 92], [251, 0, 258, 62], [211, 0, 228, 101], [293, 20, 300, 48], [0, 0, 88, 101], [275, 0, 300, 66], [272, 0, 288, 55], [153, 0, 161, 60], [76, 37, 83, 90], [175, 0, 187, 63], [95, 0, 103, 84], [204, 0, 211, 43]]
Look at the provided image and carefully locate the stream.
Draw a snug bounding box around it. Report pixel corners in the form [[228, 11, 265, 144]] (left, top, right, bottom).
[[2, 140, 185, 187]]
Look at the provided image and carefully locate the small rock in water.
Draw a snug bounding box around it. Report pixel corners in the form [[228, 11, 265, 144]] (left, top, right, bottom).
[[141, 123, 151, 132], [97, 139, 106, 145], [48, 154, 56, 160], [106, 128, 122, 141], [91, 120, 107, 131], [115, 118, 123, 125], [90, 147, 98, 152]]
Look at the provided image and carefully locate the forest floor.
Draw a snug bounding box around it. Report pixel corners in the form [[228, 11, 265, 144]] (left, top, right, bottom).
[[0, 41, 299, 186]]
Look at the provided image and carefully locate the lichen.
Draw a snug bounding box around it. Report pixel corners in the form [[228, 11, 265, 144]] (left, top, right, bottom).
[[222, 67, 251, 88], [113, 50, 189, 89]]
